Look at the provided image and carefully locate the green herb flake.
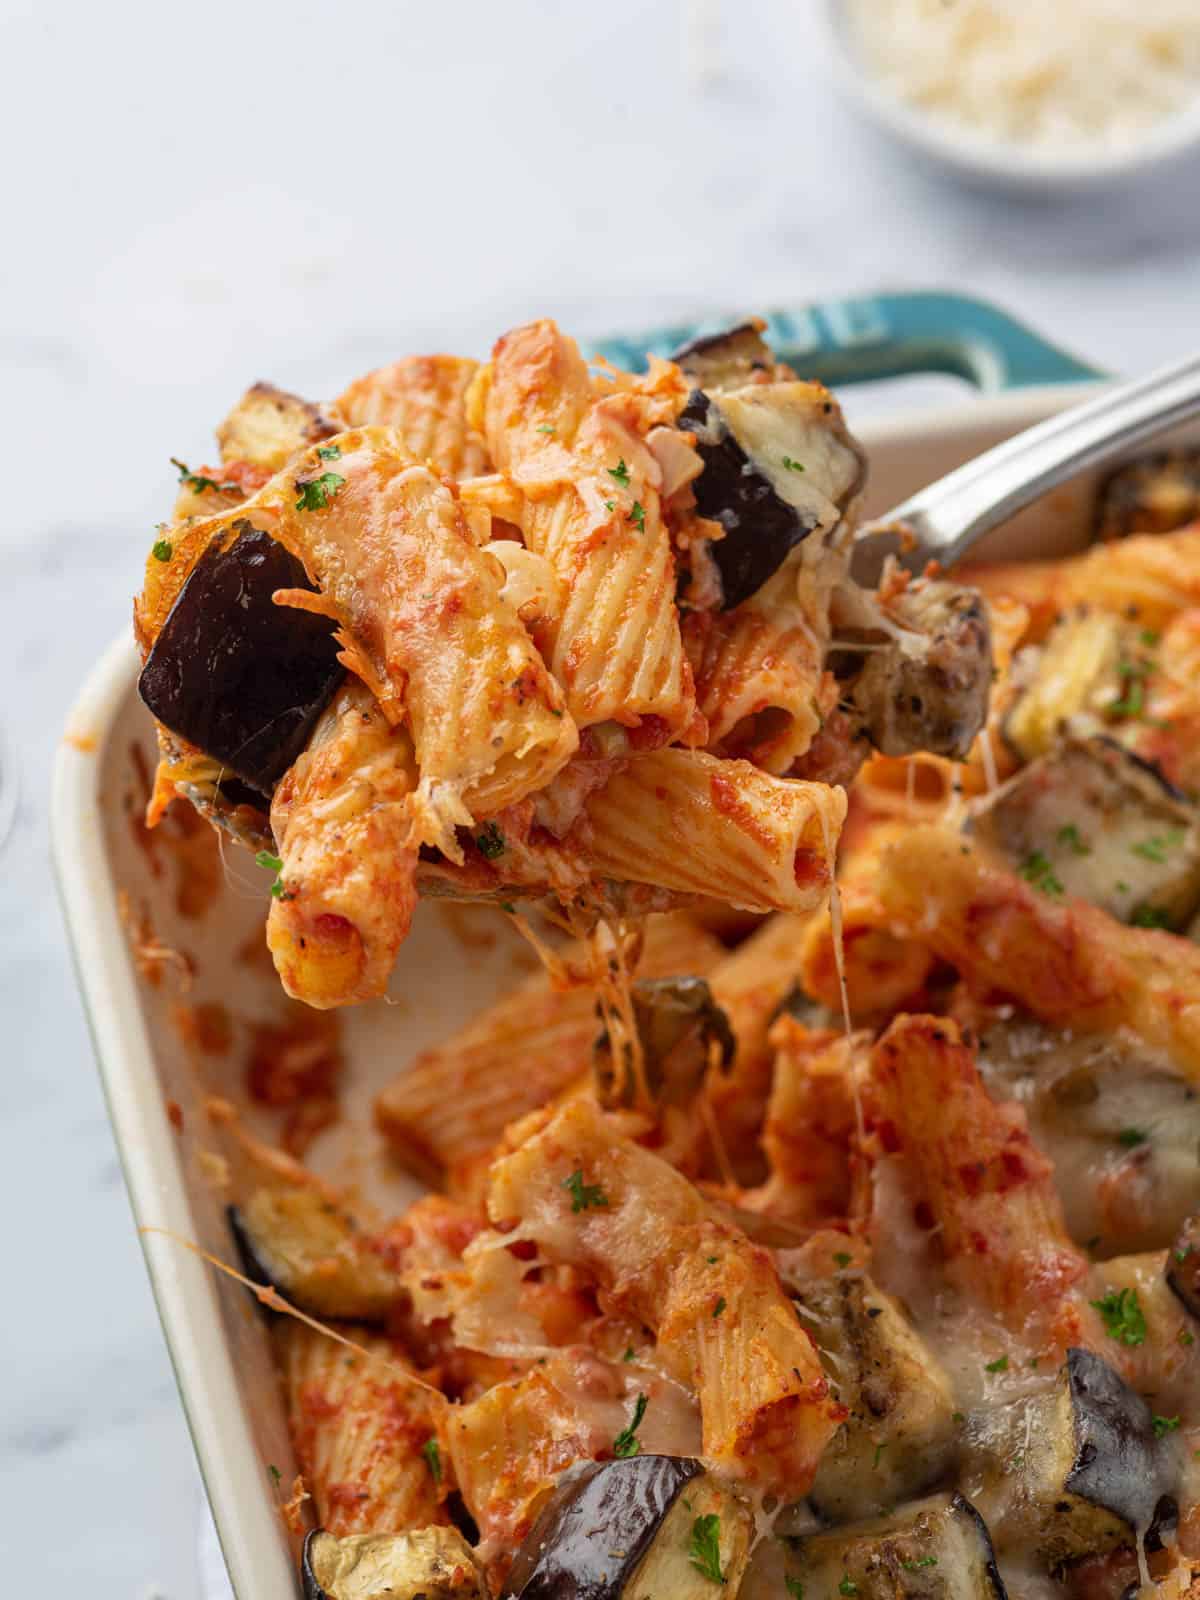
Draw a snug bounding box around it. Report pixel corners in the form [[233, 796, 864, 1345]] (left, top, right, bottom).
[[475, 822, 505, 859], [629, 500, 646, 530], [1056, 823, 1091, 856], [608, 459, 631, 488], [838, 1578, 858, 1598], [613, 1392, 648, 1458], [267, 1463, 282, 1486], [1090, 1286, 1148, 1347], [712, 1296, 727, 1319], [152, 538, 174, 562], [1179, 1328, 1195, 1347], [294, 471, 346, 511], [622, 1346, 636, 1363], [1117, 1128, 1149, 1148], [781, 456, 806, 473], [1110, 674, 1146, 720], [255, 849, 288, 898], [1132, 904, 1173, 929], [1019, 851, 1063, 897], [688, 1515, 726, 1585], [952, 1412, 965, 1424], [784, 1580, 804, 1600], [985, 1355, 1009, 1374], [1132, 832, 1182, 863], [1153, 1414, 1181, 1438], [499, 901, 516, 914], [317, 444, 342, 460], [562, 1169, 609, 1214], [872, 1442, 885, 1469], [604, 499, 616, 512], [833, 1251, 852, 1268], [902, 1558, 938, 1572], [171, 456, 239, 494], [422, 1437, 442, 1482], [535, 424, 556, 435]]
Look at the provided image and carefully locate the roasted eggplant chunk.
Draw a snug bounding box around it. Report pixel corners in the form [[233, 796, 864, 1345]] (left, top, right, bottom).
[[843, 580, 992, 759], [501, 1456, 754, 1600], [1167, 1214, 1200, 1320], [1005, 611, 1127, 762], [969, 735, 1200, 929], [679, 382, 865, 610], [978, 1019, 1200, 1257], [777, 1492, 1006, 1599], [228, 1186, 403, 1321], [303, 1526, 486, 1600], [1096, 450, 1200, 541], [216, 382, 339, 473], [671, 320, 776, 392], [138, 523, 343, 796], [593, 976, 735, 1110], [964, 1348, 1176, 1565], [792, 1275, 958, 1522]]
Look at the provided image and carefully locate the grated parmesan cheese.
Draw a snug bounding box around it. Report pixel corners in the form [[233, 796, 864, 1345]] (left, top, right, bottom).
[[844, 0, 1200, 151]]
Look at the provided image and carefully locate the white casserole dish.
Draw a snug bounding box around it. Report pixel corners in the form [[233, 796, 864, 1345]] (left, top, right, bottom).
[[52, 297, 1199, 1598]]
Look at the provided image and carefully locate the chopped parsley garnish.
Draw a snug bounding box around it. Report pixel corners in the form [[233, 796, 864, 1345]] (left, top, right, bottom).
[[1180, 1328, 1195, 1347], [1132, 904, 1173, 929], [294, 471, 346, 511], [902, 1558, 938, 1572], [1110, 654, 1158, 720], [171, 457, 238, 494], [535, 424, 556, 435], [706, 1255, 719, 1264], [1019, 851, 1063, 897], [1056, 823, 1091, 856], [316, 444, 342, 460], [604, 499, 616, 511], [688, 1515, 726, 1585], [1177, 1245, 1193, 1264], [952, 1411, 965, 1424], [838, 1578, 858, 1597], [422, 1437, 442, 1482], [608, 458, 631, 488], [499, 901, 516, 914], [1141, 628, 1161, 647], [629, 500, 646, 530], [873, 1442, 885, 1469], [1117, 1128, 1149, 1148], [255, 849, 287, 899], [622, 1346, 635, 1362], [985, 1355, 1009, 1374], [613, 1392, 648, 1458], [267, 1463, 282, 1486], [562, 1169, 608, 1213], [475, 822, 505, 859], [1091, 1286, 1148, 1347], [1131, 830, 1183, 863], [833, 1251, 852, 1268], [712, 1296, 726, 1319], [1153, 1414, 1181, 1438], [152, 538, 174, 562], [781, 456, 806, 473], [785, 1580, 804, 1600]]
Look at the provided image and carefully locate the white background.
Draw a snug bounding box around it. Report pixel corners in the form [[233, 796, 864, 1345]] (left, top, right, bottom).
[[3, 0, 1200, 1592]]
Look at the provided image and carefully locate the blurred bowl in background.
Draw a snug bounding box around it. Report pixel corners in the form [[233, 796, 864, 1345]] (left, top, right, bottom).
[[820, 0, 1200, 193]]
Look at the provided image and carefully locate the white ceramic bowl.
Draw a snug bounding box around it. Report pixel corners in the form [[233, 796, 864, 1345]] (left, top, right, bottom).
[[820, 0, 1200, 193]]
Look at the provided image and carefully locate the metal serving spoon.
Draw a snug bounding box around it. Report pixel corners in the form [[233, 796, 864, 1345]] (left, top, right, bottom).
[[854, 349, 1200, 581]]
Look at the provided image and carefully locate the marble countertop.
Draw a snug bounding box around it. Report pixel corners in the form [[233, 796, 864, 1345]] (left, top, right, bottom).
[[5, 0, 1200, 1592]]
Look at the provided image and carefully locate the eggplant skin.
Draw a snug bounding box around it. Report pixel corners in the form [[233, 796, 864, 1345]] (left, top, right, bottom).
[[679, 389, 818, 611], [593, 976, 736, 1110], [302, 1527, 486, 1600], [1166, 1215, 1200, 1321], [500, 1455, 702, 1600], [671, 322, 775, 392], [138, 523, 342, 796]]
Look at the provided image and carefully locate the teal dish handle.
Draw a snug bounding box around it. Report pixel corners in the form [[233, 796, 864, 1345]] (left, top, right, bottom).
[[589, 291, 1103, 391]]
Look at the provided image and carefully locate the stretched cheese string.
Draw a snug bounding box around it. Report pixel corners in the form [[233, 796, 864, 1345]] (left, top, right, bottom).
[[139, 1226, 447, 1404]]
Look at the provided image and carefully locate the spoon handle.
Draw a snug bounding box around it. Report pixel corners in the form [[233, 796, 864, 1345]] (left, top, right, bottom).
[[865, 351, 1200, 569]]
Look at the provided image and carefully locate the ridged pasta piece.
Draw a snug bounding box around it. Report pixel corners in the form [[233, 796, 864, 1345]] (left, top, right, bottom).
[[683, 556, 831, 774], [266, 682, 420, 1008], [874, 825, 1200, 1083], [740, 1018, 867, 1225], [275, 1321, 446, 1536], [478, 318, 698, 735], [253, 429, 578, 855], [333, 356, 490, 479], [486, 1099, 844, 1495], [870, 1014, 1089, 1346], [575, 748, 847, 914], [373, 915, 725, 1188]]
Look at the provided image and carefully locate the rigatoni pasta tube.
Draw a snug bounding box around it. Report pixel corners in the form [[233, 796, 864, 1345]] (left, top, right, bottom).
[[334, 355, 490, 479], [576, 747, 846, 914]]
